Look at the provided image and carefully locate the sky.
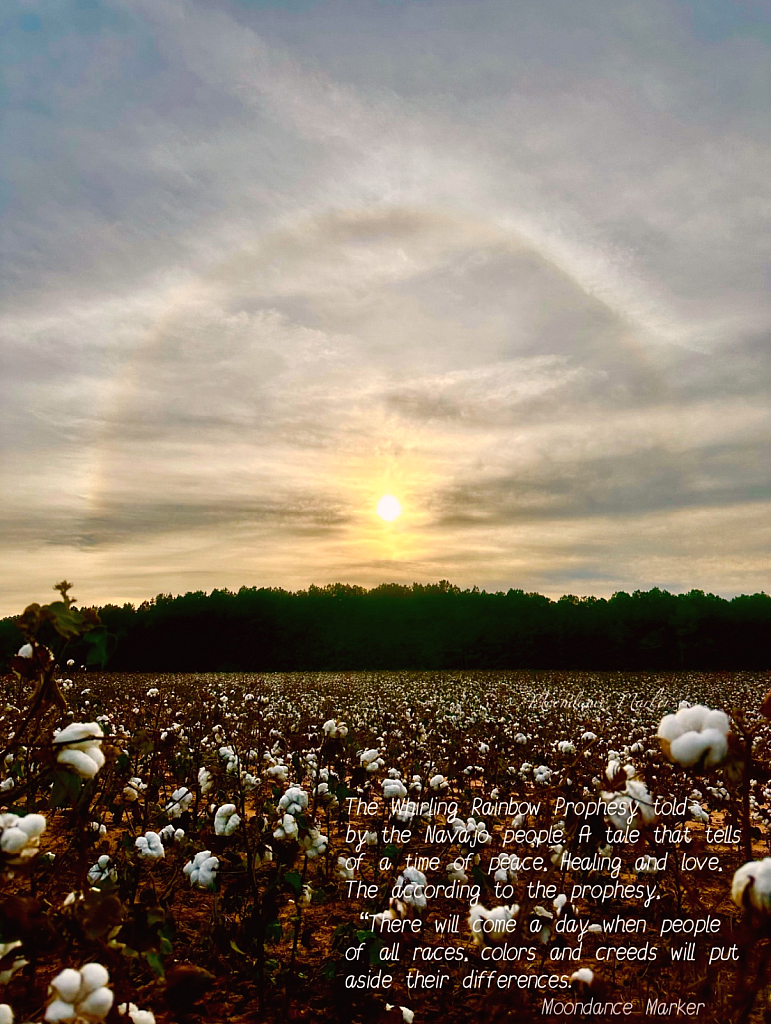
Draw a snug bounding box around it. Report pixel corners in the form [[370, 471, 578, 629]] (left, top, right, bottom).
[[1, 0, 770, 614]]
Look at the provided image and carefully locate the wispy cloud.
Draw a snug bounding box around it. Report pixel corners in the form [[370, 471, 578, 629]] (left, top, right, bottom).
[[1, 0, 769, 612]]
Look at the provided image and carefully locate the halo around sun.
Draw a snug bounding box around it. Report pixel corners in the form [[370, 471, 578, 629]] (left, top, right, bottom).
[[376, 494, 402, 521]]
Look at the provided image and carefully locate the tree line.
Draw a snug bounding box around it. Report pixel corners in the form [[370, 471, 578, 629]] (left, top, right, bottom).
[[1, 581, 769, 671]]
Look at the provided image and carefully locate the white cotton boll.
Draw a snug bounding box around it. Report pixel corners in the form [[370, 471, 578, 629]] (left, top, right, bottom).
[[214, 804, 241, 836], [399, 1009, 414, 1023], [447, 862, 468, 882], [78, 963, 109, 994], [120, 1007, 155, 1024], [658, 704, 730, 769], [336, 856, 355, 881], [135, 832, 164, 860], [689, 803, 710, 824], [679, 705, 709, 733], [624, 778, 656, 825], [570, 967, 594, 985], [56, 749, 101, 779], [468, 903, 518, 946], [166, 787, 193, 818], [278, 786, 308, 815], [44, 998, 76, 1022], [16, 814, 46, 838], [88, 855, 116, 884], [701, 729, 729, 768], [77, 987, 113, 1020], [17, 644, 33, 658], [184, 850, 219, 889], [703, 709, 730, 735], [50, 968, 82, 1004], [669, 732, 709, 768], [0, 1003, 13, 1024], [382, 779, 407, 799], [129, 1011, 155, 1024], [733, 858, 771, 912], [197, 768, 213, 794], [656, 715, 682, 742], [0, 829, 27, 854], [54, 722, 103, 745], [429, 774, 448, 791]]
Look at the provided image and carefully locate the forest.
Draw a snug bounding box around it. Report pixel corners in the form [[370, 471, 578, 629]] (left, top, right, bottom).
[[1, 582, 768, 671]]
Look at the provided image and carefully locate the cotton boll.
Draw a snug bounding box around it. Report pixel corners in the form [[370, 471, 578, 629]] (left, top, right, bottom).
[[677, 705, 708, 733], [49, 968, 82, 1004], [44, 998, 76, 1022], [16, 814, 46, 838], [669, 732, 709, 768], [77, 987, 113, 1019], [657, 704, 730, 769], [135, 832, 165, 860], [0, 1004, 13, 1024], [703, 709, 730, 734], [78, 963, 110, 994], [733, 858, 771, 913], [56, 749, 101, 778], [468, 903, 519, 946], [701, 729, 729, 768], [214, 804, 241, 836], [656, 714, 681, 742], [382, 779, 407, 799]]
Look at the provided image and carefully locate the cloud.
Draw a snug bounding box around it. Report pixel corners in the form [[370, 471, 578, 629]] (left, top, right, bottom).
[[1, 0, 769, 611]]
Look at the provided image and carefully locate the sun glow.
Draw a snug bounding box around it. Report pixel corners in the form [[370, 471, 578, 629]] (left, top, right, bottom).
[[376, 494, 402, 521]]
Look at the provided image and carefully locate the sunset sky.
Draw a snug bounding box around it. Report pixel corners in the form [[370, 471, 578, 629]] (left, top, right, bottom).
[[2, 0, 770, 614]]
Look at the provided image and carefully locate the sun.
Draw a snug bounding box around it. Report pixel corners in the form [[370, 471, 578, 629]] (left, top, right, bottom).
[[376, 494, 402, 521]]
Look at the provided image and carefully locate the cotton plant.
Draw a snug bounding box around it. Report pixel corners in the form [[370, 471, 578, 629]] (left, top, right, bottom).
[[121, 777, 147, 804], [165, 787, 193, 819], [88, 855, 117, 885], [468, 903, 519, 946], [45, 963, 113, 1023], [602, 776, 657, 831], [336, 856, 355, 881], [657, 705, 731, 769], [159, 824, 185, 844], [0, 812, 46, 866], [214, 804, 241, 836], [197, 767, 213, 795], [118, 1003, 156, 1024], [266, 763, 290, 783], [184, 850, 219, 890], [278, 786, 308, 816], [732, 858, 771, 913], [385, 1006, 414, 1023], [0, 942, 27, 985], [382, 778, 407, 799], [299, 827, 328, 859], [52, 723, 105, 779], [135, 831, 165, 861], [323, 718, 348, 739], [359, 748, 384, 772], [395, 866, 427, 910]]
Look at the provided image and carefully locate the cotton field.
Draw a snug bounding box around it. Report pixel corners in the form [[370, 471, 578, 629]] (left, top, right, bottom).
[[2, 658, 771, 1023]]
